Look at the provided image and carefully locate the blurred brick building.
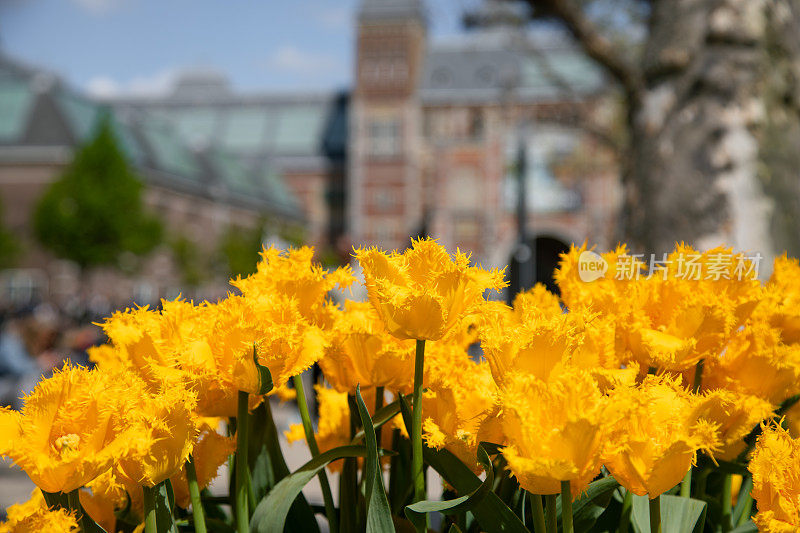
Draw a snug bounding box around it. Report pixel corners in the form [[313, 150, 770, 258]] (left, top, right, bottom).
[[0, 0, 621, 305], [0, 56, 303, 308], [349, 0, 619, 287], [112, 0, 620, 283]]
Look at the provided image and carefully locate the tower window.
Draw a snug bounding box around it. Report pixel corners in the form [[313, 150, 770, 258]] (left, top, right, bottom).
[[368, 118, 402, 157]]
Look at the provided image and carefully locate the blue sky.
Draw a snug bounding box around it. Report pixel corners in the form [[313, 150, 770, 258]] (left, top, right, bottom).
[[0, 0, 480, 97]]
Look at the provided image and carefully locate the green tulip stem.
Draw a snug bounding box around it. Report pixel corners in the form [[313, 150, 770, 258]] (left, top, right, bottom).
[[680, 467, 692, 498], [235, 391, 250, 533], [66, 488, 94, 533], [545, 494, 557, 533], [143, 484, 158, 533], [692, 359, 705, 393], [649, 495, 662, 533], [561, 481, 574, 533], [531, 493, 546, 533], [722, 473, 733, 533], [411, 339, 426, 507], [618, 489, 633, 533], [375, 385, 385, 446], [293, 373, 338, 533], [185, 455, 207, 533]]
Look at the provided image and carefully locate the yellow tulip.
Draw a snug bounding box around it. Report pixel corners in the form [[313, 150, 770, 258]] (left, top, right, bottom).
[[171, 426, 235, 508], [557, 244, 762, 372], [181, 296, 267, 416], [555, 243, 646, 313], [498, 369, 611, 497], [354, 237, 506, 341], [703, 321, 800, 404], [749, 422, 800, 532], [744, 255, 800, 347], [691, 389, 774, 461], [230, 245, 355, 326], [117, 378, 198, 488], [79, 469, 128, 533], [249, 294, 330, 386], [480, 302, 584, 387], [0, 364, 138, 494], [0, 490, 78, 533], [604, 375, 720, 498], [510, 283, 563, 322], [422, 359, 497, 471], [319, 301, 416, 395], [95, 302, 190, 385]]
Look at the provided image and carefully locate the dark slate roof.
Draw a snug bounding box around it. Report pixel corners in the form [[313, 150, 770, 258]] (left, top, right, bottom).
[[109, 73, 349, 172], [420, 27, 605, 105], [0, 53, 302, 220]]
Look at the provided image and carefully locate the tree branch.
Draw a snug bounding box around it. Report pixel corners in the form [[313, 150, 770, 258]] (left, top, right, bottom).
[[521, 38, 623, 153], [526, 0, 644, 99]]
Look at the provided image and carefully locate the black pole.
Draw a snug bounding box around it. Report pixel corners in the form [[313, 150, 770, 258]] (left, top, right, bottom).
[[514, 135, 533, 294]]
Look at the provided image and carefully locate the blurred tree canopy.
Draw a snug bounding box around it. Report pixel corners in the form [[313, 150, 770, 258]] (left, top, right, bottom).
[[33, 115, 163, 269], [170, 235, 205, 287], [220, 223, 265, 278], [524, 0, 800, 255], [0, 197, 19, 269]]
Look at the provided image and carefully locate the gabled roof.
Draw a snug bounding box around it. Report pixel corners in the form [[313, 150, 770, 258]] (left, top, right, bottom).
[[0, 53, 302, 220], [421, 26, 605, 105], [109, 74, 348, 169]]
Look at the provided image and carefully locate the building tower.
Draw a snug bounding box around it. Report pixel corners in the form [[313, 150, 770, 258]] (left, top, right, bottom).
[[348, 0, 427, 250]]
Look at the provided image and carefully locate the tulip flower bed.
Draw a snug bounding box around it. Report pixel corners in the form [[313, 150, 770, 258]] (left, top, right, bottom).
[[3, 239, 800, 533]]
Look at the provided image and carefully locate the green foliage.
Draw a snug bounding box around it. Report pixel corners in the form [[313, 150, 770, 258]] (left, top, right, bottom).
[[0, 196, 19, 269], [219, 223, 264, 278], [355, 385, 395, 532], [170, 235, 205, 287], [250, 445, 369, 533], [631, 494, 706, 533], [33, 114, 162, 269]]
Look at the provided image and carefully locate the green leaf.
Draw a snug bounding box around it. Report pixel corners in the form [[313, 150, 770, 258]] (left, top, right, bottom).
[[397, 395, 528, 533], [631, 494, 706, 533], [206, 518, 237, 533], [730, 521, 757, 533], [387, 427, 414, 515], [248, 401, 319, 533], [405, 445, 494, 529], [555, 475, 619, 531], [250, 445, 368, 533], [355, 385, 396, 533], [253, 346, 273, 395], [114, 492, 143, 527], [350, 398, 402, 445], [146, 479, 178, 533], [478, 441, 503, 456], [732, 475, 753, 526]]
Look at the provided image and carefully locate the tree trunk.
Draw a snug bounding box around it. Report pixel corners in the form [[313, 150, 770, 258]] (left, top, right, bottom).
[[623, 0, 783, 257], [758, 1, 800, 257]]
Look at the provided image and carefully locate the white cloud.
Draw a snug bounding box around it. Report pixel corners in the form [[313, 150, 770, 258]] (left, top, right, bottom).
[[85, 69, 176, 98], [70, 0, 124, 15], [313, 6, 350, 31], [266, 45, 340, 76]]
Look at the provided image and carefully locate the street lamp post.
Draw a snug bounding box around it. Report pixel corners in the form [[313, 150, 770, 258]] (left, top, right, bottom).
[[514, 133, 534, 293]]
